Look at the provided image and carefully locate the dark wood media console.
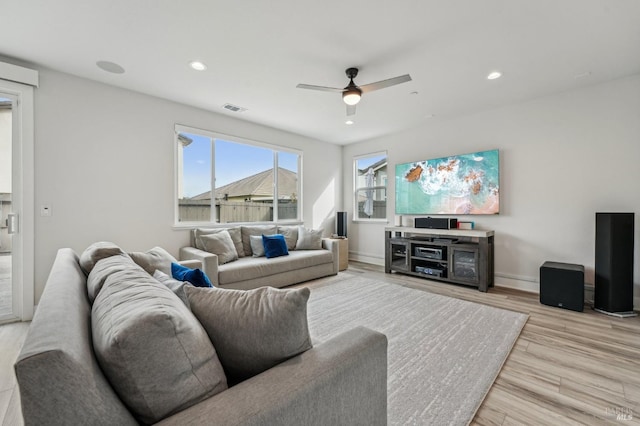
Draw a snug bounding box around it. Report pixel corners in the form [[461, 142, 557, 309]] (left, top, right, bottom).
[[385, 227, 495, 292]]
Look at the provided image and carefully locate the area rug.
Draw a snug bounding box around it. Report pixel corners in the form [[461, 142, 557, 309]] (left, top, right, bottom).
[[306, 275, 528, 426]]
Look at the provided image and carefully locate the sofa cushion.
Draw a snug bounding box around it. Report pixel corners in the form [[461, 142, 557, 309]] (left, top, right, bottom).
[[263, 234, 289, 259], [79, 241, 127, 275], [296, 226, 323, 250], [129, 246, 177, 275], [200, 231, 239, 264], [92, 261, 227, 424], [194, 227, 244, 258], [218, 250, 334, 285], [277, 225, 299, 250], [185, 285, 312, 385], [171, 262, 213, 287], [153, 270, 191, 308], [87, 254, 137, 303], [241, 225, 276, 256]]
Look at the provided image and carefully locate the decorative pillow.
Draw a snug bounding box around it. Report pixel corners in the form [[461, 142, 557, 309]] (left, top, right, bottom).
[[296, 226, 323, 250], [262, 234, 289, 259], [92, 262, 227, 424], [129, 246, 177, 275], [171, 262, 212, 287], [241, 225, 276, 256], [79, 241, 126, 275], [250, 235, 265, 257], [185, 285, 312, 385], [87, 254, 137, 303], [200, 231, 239, 265], [153, 270, 191, 308], [277, 226, 298, 251], [194, 227, 244, 258]]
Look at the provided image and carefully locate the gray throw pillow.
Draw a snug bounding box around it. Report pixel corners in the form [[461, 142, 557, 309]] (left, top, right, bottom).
[[195, 227, 244, 258], [277, 225, 299, 251], [249, 235, 265, 257], [79, 241, 126, 275], [92, 262, 227, 424], [129, 246, 177, 275], [185, 285, 313, 385], [200, 231, 239, 264], [153, 270, 191, 308], [296, 226, 323, 250], [241, 225, 276, 256]]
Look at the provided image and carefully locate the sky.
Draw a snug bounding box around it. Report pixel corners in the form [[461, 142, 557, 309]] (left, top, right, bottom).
[[181, 132, 299, 198]]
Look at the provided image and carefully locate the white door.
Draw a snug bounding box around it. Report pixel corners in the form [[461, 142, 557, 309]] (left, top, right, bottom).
[[0, 78, 35, 323]]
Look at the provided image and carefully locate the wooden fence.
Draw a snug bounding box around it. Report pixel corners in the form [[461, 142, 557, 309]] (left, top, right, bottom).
[[179, 199, 298, 223]]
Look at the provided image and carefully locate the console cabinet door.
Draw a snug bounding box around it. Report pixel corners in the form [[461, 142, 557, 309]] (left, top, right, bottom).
[[387, 238, 410, 273], [449, 245, 480, 285]]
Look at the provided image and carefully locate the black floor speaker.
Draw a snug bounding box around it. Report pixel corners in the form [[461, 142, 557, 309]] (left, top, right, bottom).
[[540, 261, 585, 312], [594, 212, 635, 316], [336, 211, 347, 237]]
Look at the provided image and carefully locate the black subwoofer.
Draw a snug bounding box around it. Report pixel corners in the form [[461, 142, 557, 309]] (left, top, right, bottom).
[[540, 261, 585, 312], [594, 212, 635, 316]]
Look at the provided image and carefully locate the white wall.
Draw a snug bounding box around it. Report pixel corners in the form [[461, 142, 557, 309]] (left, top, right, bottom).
[[33, 69, 342, 303], [344, 74, 640, 307]]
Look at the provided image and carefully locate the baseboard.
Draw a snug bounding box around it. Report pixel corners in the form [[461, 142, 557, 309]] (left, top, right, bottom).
[[349, 252, 385, 266], [494, 272, 538, 293]]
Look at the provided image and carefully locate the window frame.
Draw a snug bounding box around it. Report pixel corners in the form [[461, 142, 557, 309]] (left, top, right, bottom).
[[353, 151, 388, 223], [174, 124, 303, 227]]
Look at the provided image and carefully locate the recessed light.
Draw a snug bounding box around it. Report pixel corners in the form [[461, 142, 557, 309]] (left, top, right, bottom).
[[189, 61, 207, 71], [96, 61, 125, 74], [487, 71, 502, 80], [345, 120, 354, 125], [410, 91, 419, 95]]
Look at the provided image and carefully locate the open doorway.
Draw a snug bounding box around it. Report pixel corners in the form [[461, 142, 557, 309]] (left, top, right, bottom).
[[0, 97, 13, 319]]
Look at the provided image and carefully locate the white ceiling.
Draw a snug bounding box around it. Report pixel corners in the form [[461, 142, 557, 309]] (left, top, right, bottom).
[[2, 0, 640, 145]]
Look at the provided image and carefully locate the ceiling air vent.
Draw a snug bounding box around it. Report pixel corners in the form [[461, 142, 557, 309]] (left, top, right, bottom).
[[222, 103, 247, 113]]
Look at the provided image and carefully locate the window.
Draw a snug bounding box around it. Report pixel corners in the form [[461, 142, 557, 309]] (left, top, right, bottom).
[[354, 152, 387, 221], [175, 125, 301, 225]]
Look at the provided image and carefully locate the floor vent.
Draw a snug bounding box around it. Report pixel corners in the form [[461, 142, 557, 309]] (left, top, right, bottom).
[[222, 103, 247, 113]]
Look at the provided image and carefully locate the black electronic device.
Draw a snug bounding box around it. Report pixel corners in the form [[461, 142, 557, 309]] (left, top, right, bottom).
[[414, 246, 443, 260], [540, 261, 585, 312], [415, 265, 445, 277], [414, 217, 458, 230], [594, 212, 635, 316], [336, 211, 347, 237]]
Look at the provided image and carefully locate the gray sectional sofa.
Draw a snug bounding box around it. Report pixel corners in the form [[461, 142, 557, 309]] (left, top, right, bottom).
[[180, 225, 339, 290], [14, 248, 388, 425]]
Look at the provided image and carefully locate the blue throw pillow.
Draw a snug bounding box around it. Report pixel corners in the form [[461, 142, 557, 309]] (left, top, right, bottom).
[[171, 262, 213, 288], [262, 234, 289, 259]]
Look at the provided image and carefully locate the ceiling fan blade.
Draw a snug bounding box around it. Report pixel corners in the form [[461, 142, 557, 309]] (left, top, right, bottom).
[[359, 74, 412, 93], [346, 104, 356, 116], [296, 83, 343, 93]]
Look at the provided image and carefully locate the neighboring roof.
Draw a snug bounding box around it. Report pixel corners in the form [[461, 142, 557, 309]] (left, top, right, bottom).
[[359, 159, 387, 174], [190, 167, 297, 201]]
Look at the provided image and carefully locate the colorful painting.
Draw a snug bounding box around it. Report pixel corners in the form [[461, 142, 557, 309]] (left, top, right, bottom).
[[395, 149, 499, 215]]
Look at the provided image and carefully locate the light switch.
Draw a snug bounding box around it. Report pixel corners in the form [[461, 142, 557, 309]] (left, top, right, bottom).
[[40, 205, 52, 217]]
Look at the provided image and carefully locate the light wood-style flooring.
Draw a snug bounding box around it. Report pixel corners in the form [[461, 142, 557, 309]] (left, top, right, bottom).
[[1, 262, 639, 425]]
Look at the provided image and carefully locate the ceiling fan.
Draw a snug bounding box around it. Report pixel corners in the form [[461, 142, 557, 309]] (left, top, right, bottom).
[[296, 67, 412, 116]]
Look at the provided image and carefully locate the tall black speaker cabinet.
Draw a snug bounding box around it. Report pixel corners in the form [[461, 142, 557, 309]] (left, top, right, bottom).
[[594, 212, 636, 317]]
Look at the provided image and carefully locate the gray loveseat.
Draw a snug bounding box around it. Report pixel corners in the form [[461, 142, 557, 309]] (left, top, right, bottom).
[[14, 248, 387, 425], [180, 225, 339, 290]]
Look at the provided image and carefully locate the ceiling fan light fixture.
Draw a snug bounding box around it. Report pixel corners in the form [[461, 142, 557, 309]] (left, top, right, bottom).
[[343, 88, 362, 105]]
